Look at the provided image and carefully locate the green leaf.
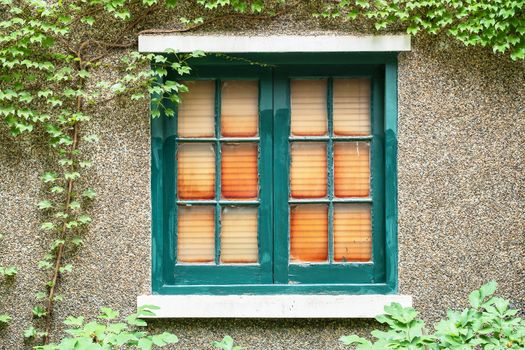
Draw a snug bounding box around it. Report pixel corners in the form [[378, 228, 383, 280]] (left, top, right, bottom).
[[82, 188, 97, 199], [24, 326, 38, 338], [82, 134, 99, 143], [37, 200, 53, 210], [68, 201, 81, 210], [32, 306, 47, 318], [40, 222, 56, 231], [0, 314, 12, 324], [41, 172, 58, 183], [59, 264, 73, 274], [0, 266, 17, 277], [80, 16, 95, 26], [98, 307, 119, 320], [78, 215, 92, 225], [38, 260, 53, 270], [138, 337, 153, 350], [71, 237, 83, 246], [63, 316, 84, 327], [50, 239, 65, 250], [126, 314, 147, 327], [51, 186, 64, 194], [79, 160, 93, 168], [78, 69, 90, 79], [340, 335, 370, 346], [64, 172, 81, 180]]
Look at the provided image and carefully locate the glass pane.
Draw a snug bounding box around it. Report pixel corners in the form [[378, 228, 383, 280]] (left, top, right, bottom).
[[220, 207, 258, 263], [177, 206, 215, 263], [177, 143, 215, 199], [290, 79, 327, 136], [221, 80, 259, 137], [178, 80, 215, 138], [333, 79, 371, 136], [334, 142, 370, 197], [334, 204, 372, 262], [290, 204, 328, 262], [290, 142, 327, 198], [221, 143, 258, 199]]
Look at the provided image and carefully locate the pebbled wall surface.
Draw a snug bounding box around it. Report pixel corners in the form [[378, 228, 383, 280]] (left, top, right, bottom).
[[0, 7, 524, 350]]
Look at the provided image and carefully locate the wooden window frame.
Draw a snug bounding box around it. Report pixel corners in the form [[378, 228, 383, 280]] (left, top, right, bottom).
[[151, 53, 399, 295]]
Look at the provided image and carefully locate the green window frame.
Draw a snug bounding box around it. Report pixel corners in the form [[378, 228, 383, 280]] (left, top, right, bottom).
[[151, 53, 398, 295]]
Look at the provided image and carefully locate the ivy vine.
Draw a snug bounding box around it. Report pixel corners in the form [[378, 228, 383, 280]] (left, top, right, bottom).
[[318, 0, 525, 60], [0, 0, 523, 347], [0, 232, 18, 326]]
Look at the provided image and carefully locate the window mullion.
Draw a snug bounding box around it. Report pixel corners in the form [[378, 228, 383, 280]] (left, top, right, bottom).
[[272, 69, 291, 284], [214, 79, 222, 265], [327, 77, 334, 264]]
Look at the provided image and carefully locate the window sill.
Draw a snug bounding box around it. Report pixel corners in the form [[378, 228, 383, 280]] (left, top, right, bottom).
[[137, 294, 412, 318]]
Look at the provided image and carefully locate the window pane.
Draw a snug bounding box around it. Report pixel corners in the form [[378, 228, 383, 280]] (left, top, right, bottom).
[[177, 206, 215, 263], [333, 79, 371, 136], [221, 143, 258, 199], [290, 204, 328, 262], [290, 80, 327, 136], [290, 142, 327, 198], [334, 142, 370, 197], [178, 80, 215, 138], [221, 80, 259, 137], [178, 143, 215, 199], [334, 204, 372, 262], [220, 207, 258, 263]]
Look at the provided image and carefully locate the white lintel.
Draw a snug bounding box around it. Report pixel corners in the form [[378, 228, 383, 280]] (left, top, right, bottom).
[[138, 34, 411, 53], [137, 294, 412, 318]]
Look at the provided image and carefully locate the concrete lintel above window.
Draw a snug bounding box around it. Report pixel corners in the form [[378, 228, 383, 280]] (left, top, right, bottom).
[[138, 34, 411, 53], [137, 294, 412, 318]]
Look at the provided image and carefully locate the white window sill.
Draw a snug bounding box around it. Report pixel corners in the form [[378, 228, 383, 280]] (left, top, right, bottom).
[[138, 34, 411, 53], [137, 294, 412, 318]]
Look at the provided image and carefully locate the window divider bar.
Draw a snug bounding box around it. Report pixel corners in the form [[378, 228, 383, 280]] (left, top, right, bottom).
[[327, 77, 334, 264], [176, 137, 260, 142], [288, 198, 372, 204], [289, 136, 372, 142], [177, 200, 260, 205], [214, 79, 222, 266]]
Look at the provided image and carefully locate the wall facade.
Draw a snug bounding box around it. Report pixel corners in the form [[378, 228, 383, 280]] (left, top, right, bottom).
[[0, 11, 524, 350]]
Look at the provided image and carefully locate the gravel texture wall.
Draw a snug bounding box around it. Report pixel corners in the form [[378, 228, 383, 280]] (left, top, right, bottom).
[[1, 11, 524, 350]]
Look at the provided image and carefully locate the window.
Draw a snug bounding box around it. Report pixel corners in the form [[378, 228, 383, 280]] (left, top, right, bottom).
[[151, 54, 398, 295]]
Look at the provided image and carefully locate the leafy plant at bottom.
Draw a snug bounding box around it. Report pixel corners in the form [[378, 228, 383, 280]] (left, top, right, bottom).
[[33, 305, 178, 350], [213, 335, 244, 350], [340, 281, 525, 349]]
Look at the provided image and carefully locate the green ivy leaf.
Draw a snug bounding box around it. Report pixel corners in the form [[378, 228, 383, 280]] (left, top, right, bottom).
[[78, 215, 92, 225], [98, 307, 119, 320], [0, 314, 12, 324], [40, 222, 56, 231], [82, 188, 97, 199], [82, 134, 99, 143], [38, 260, 53, 270], [59, 264, 73, 274], [80, 16, 95, 26], [79, 160, 93, 168], [41, 172, 58, 183], [0, 266, 17, 277], [37, 200, 53, 210], [71, 237, 84, 246], [35, 291, 47, 300], [32, 306, 47, 318], [24, 326, 38, 338], [68, 201, 81, 210], [63, 315, 84, 327]]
